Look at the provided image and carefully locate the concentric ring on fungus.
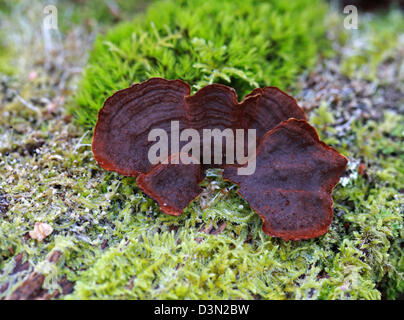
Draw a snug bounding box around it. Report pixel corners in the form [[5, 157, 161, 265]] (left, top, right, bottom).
[[92, 78, 347, 240]]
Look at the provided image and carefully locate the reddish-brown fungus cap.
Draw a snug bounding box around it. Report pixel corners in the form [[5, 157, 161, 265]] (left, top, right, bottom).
[[223, 119, 348, 241], [242, 87, 307, 142], [92, 78, 190, 177], [137, 153, 202, 216]]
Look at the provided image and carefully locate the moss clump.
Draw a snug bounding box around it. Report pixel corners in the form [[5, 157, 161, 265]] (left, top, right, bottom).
[[72, 0, 330, 128]]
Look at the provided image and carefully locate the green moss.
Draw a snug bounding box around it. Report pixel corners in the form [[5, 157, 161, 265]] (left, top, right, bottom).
[[71, 0, 330, 128], [0, 7, 15, 75], [340, 10, 404, 81], [57, 0, 150, 33]]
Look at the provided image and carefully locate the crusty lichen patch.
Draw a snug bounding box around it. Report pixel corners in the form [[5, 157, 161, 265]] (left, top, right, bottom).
[[0, 0, 403, 300]]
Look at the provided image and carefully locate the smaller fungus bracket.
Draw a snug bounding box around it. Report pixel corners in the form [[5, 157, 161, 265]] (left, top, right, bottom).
[[185, 84, 241, 130], [242, 87, 307, 143], [137, 153, 203, 216]]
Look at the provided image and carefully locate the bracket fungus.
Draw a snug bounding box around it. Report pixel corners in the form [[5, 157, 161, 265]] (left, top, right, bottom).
[[137, 153, 203, 216], [223, 119, 347, 240], [92, 78, 347, 240]]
